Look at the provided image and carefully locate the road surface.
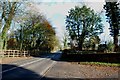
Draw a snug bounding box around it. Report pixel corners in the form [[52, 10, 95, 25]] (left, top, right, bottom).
[[1, 51, 119, 80], [1, 52, 62, 80]]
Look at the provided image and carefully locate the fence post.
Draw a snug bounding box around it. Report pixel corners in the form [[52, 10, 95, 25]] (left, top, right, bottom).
[[13, 50, 14, 57]]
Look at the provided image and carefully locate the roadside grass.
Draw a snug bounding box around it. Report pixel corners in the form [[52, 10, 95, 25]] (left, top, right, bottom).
[[76, 62, 120, 67]]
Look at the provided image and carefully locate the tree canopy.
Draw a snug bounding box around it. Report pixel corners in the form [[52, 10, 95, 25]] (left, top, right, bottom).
[[66, 5, 104, 50], [13, 13, 59, 52], [0, 1, 25, 49], [0, 1, 59, 52]]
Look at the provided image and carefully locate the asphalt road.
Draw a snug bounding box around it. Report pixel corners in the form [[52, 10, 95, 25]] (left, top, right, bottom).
[[1, 51, 62, 80]]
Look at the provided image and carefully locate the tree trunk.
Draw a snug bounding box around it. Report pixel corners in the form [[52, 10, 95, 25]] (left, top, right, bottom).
[[79, 38, 84, 50], [3, 39, 7, 50], [114, 29, 119, 52], [78, 21, 86, 50], [1, 2, 16, 49]]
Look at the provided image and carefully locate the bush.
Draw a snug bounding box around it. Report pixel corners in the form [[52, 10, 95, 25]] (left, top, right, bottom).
[[107, 41, 114, 52], [98, 44, 107, 52]]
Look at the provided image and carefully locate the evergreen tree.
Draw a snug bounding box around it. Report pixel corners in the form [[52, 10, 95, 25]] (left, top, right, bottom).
[[104, 0, 120, 51]]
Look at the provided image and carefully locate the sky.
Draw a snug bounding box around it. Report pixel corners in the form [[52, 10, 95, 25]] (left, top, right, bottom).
[[27, 0, 120, 44]]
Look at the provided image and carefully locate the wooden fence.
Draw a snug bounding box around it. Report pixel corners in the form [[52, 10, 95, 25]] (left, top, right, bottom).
[[0, 50, 29, 57]]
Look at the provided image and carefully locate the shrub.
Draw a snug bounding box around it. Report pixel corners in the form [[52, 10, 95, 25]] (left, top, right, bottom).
[[107, 41, 114, 52]]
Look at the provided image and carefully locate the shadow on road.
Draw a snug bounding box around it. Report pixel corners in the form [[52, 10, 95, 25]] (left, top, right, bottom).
[[2, 64, 118, 80], [2, 64, 39, 80], [1, 51, 119, 80], [30, 52, 62, 61]]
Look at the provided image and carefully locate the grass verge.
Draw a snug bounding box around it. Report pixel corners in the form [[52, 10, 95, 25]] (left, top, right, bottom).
[[77, 62, 120, 67]]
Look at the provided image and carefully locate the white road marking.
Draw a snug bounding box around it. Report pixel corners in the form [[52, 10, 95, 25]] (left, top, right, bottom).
[[11, 58, 36, 65], [1, 58, 45, 73], [39, 61, 56, 80], [1, 54, 57, 79]]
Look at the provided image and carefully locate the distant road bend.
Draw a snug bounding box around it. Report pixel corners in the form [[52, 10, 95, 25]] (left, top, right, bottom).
[[1, 51, 62, 80]]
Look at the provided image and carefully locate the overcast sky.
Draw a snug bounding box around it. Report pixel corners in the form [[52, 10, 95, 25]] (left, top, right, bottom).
[[28, 0, 117, 44]]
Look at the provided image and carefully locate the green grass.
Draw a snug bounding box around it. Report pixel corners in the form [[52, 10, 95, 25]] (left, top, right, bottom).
[[78, 62, 120, 67]]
